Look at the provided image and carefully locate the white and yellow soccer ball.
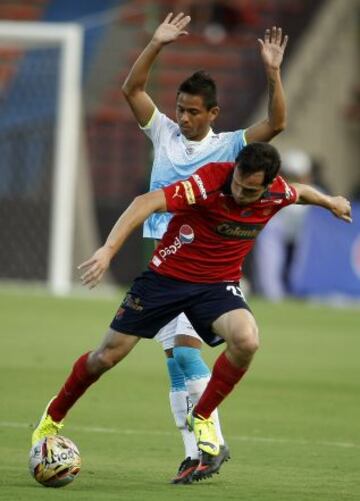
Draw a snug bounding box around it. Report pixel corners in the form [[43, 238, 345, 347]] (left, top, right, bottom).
[[29, 435, 81, 488]]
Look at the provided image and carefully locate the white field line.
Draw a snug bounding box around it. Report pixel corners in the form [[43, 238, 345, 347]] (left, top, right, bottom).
[[1, 421, 358, 450]]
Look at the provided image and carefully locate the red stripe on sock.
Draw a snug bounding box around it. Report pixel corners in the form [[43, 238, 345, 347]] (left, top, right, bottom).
[[194, 352, 247, 418], [48, 352, 99, 422]]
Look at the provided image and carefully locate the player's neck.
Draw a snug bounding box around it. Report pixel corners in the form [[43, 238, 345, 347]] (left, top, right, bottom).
[[182, 127, 213, 143]]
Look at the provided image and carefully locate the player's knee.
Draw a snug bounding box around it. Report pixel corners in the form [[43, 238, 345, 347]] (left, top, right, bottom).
[[230, 324, 259, 360], [89, 349, 121, 373]]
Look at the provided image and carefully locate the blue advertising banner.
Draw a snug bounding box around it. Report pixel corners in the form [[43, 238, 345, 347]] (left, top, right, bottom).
[[290, 203, 360, 298]]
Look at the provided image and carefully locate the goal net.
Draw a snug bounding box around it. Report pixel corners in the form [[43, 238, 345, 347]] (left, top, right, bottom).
[[0, 21, 95, 295]]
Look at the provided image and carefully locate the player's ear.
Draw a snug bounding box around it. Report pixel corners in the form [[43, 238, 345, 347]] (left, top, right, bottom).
[[209, 106, 220, 123]]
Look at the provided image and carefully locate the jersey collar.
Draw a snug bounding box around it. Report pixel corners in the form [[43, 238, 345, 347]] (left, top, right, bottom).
[[180, 127, 215, 147]]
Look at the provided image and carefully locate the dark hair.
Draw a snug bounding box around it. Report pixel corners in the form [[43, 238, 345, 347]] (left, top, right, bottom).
[[235, 142, 281, 186], [177, 70, 218, 110]]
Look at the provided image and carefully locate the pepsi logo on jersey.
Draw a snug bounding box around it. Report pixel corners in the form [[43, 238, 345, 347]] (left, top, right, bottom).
[[179, 225, 195, 244]]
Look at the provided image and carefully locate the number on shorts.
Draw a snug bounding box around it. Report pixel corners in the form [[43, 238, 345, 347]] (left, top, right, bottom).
[[226, 285, 245, 299]]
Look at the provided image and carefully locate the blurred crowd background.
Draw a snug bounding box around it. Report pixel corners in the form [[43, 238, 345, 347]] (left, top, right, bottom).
[[0, 0, 359, 301]]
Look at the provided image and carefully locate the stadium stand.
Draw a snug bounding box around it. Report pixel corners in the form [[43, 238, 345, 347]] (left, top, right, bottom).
[[0, 0, 328, 285]]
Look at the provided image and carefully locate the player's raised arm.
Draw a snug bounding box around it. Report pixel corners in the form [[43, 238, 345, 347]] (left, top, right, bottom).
[[292, 183, 352, 223], [79, 190, 167, 288], [245, 27, 288, 144], [122, 12, 191, 127]]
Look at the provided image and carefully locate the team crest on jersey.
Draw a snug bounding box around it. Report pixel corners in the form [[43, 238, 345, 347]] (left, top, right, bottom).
[[179, 224, 195, 244]]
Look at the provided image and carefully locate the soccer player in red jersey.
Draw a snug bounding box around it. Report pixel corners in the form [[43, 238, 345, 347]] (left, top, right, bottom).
[[122, 12, 288, 482], [32, 143, 352, 482]]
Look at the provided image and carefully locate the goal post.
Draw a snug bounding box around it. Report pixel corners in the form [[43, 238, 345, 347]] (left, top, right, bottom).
[[0, 22, 83, 295]]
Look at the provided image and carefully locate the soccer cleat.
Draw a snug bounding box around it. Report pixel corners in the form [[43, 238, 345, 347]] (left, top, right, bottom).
[[192, 444, 231, 481], [186, 411, 220, 456], [171, 456, 199, 484], [32, 396, 63, 446]]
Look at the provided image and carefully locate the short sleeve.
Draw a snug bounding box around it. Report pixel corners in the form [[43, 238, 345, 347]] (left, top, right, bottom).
[[163, 162, 233, 212], [222, 129, 247, 159], [234, 129, 247, 152], [278, 176, 298, 207], [164, 179, 197, 212], [139, 107, 177, 146]]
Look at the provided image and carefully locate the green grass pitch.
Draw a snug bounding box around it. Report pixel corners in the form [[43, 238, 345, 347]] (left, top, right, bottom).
[[0, 287, 359, 501]]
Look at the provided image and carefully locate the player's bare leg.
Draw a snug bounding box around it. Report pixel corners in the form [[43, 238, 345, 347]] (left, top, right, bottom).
[[32, 330, 139, 445], [188, 309, 259, 481]]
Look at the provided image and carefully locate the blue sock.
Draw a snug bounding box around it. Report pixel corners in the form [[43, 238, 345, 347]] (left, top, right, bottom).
[[166, 357, 187, 391], [173, 346, 210, 380]]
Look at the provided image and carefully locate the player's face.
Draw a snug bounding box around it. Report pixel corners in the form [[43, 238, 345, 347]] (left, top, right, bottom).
[[231, 169, 268, 205], [176, 93, 219, 141]]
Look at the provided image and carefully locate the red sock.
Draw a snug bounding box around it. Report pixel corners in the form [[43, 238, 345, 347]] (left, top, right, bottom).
[[48, 352, 100, 422], [194, 352, 247, 419]]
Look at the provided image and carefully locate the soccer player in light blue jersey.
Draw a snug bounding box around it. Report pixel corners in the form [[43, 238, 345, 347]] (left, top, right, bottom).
[[122, 12, 288, 483]]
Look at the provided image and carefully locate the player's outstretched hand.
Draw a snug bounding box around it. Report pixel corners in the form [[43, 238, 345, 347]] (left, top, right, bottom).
[[330, 196, 352, 223], [78, 246, 112, 289], [257, 26, 288, 70], [152, 12, 191, 46]]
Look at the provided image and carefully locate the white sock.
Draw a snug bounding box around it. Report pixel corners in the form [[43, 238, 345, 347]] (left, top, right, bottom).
[[169, 390, 199, 460], [186, 377, 225, 445]]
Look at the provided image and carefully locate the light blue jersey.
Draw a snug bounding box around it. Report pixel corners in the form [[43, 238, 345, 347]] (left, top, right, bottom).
[[142, 108, 247, 239]]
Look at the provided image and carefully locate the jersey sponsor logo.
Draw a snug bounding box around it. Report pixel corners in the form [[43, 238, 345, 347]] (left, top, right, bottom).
[[179, 224, 195, 244], [172, 185, 183, 199], [216, 221, 264, 239], [181, 180, 196, 205], [158, 225, 194, 261], [159, 236, 182, 261], [192, 174, 207, 200]]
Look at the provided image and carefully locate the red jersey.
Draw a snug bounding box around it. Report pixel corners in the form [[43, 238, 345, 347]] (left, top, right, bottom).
[[149, 162, 297, 283]]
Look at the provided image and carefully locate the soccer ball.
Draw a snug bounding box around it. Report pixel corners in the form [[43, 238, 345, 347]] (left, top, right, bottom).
[[29, 435, 81, 488]]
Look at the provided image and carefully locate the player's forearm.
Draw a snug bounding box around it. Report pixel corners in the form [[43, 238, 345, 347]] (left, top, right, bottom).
[[294, 184, 332, 208], [104, 192, 166, 258], [104, 197, 152, 257], [266, 68, 287, 135], [79, 192, 165, 288], [294, 183, 352, 223], [122, 40, 163, 95]]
